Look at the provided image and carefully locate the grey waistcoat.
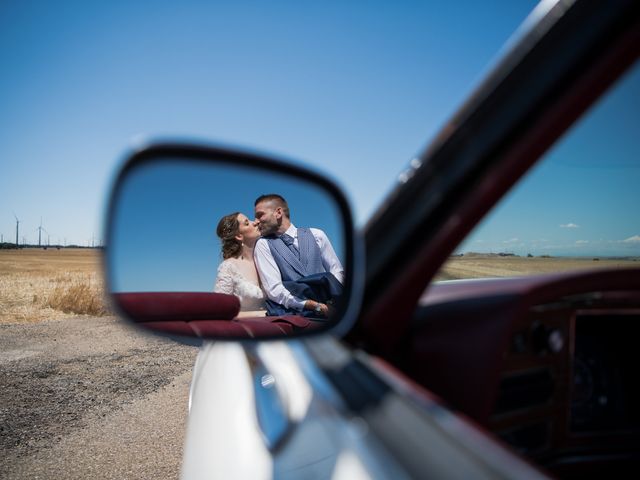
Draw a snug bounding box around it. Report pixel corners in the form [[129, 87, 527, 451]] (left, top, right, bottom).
[[265, 228, 325, 281]]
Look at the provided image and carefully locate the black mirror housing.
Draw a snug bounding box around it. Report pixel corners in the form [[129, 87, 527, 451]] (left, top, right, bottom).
[[104, 142, 362, 342]]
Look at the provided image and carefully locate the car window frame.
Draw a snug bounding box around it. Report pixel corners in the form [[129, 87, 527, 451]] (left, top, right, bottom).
[[356, 0, 640, 352]]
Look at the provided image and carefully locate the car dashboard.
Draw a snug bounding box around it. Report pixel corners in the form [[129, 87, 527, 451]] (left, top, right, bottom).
[[400, 267, 640, 478]]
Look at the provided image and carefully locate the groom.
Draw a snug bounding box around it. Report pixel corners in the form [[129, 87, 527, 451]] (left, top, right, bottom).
[[253, 194, 344, 318]]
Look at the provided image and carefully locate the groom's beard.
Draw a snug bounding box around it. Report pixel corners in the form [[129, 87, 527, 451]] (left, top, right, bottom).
[[258, 222, 279, 237], [259, 228, 277, 237]]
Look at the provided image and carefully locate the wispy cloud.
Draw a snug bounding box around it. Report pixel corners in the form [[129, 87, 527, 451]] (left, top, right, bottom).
[[560, 223, 580, 228], [575, 240, 589, 244], [623, 235, 640, 243], [503, 238, 519, 244]]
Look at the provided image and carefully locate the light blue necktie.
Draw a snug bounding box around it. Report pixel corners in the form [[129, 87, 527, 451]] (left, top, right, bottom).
[[280, 233, 299, 259]]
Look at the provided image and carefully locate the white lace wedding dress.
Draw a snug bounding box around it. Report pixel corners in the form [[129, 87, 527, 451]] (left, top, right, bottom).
[[214, 259, 266, 312]]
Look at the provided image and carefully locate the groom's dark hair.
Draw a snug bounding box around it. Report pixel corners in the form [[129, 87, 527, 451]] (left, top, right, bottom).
[[255, 194, 290, 218]]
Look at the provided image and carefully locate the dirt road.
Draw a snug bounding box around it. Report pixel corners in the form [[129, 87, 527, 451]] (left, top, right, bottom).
[[0, 315, 198, 479]]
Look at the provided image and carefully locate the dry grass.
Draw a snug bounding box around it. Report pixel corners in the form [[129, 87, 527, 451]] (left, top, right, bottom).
[[436, 254, 639, 281], [0, 249, 110, 324]]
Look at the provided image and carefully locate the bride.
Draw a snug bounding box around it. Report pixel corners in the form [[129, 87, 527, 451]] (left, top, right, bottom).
[[214, 212, 266, 317]]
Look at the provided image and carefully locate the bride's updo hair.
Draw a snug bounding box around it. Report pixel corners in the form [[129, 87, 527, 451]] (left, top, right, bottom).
[[216, 212, 242, 259]]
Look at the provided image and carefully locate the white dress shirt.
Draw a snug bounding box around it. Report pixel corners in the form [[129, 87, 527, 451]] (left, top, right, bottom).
[[254, 224, 344, 311]]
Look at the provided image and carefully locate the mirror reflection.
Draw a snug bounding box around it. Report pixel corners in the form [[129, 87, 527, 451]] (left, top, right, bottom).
[[108, 157, 347, 339]]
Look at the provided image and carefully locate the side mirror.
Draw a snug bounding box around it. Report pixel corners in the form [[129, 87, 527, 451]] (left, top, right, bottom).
[[104, 143, 361, 341]]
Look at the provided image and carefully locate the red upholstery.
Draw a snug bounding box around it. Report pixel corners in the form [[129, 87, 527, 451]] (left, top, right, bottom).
[[238, 315, 320, 335], [114, 292, 240, 322], [113, 292, 319, 338], [191, 317, 308, 337], [274, 315, 311, 329], [237, 320, 290, 337], [239, 315, 310, 329], [190, 320, 254, 338]]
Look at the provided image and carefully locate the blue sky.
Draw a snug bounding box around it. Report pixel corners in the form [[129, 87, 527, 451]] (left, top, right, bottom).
[[109, 159, 345, 291], [1, 1, 638, 257], [459, 63, 640, 257]]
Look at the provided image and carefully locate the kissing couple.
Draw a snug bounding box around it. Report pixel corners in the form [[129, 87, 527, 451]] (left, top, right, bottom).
[[214, 194, 344, 319]]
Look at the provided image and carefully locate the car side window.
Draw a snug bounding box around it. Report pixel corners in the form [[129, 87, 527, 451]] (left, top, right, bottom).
[[435, 62, 640, 281]]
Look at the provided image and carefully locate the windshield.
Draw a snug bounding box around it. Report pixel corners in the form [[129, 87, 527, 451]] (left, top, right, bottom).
[[435, 61, 640, 281]]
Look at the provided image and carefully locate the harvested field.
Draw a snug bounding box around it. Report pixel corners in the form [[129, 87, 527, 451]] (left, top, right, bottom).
[[3, 249, 637, 323], [435, 254, 639, 281], [0, 249, 109, 324]]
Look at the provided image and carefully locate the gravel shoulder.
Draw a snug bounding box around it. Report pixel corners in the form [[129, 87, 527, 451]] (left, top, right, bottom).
[[0, 315, 198, 479]]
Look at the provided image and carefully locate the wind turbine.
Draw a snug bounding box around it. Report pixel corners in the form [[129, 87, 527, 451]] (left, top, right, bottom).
[[37, 218, 45, 247], [13, 213, 19, 247], [35, 219, 50, 248]]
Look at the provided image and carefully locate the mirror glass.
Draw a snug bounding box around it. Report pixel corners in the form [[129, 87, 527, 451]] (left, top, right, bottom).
[[106, 154, 350, 340]]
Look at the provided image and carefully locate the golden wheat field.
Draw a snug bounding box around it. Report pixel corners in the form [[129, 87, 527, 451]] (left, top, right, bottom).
[[435, 254, 639, 281], [1, 249, 637, 324], [0, 248, 110, 324]]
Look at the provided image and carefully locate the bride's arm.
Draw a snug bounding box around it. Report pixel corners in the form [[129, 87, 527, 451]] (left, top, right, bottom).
[[214, 261, 235, 294]]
